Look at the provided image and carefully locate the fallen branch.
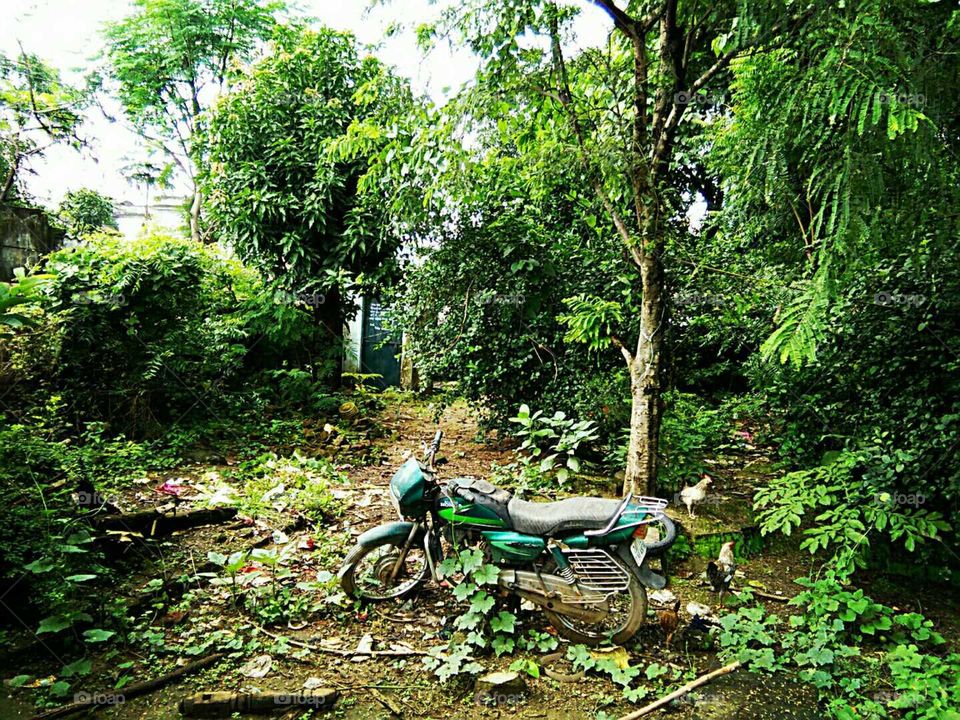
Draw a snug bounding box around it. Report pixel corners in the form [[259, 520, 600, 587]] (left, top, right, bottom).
[[369, 687, 405, 716], [93, 507, 237, 536], [30, 653, 223, 720], [750, 589, 790, 603], [254, 624, 428, 657], [615, 660, 742, 720]]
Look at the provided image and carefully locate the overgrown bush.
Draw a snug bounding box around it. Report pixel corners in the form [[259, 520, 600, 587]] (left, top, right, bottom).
[[3, 230, 327, 435], [718, 580, 960, 720]]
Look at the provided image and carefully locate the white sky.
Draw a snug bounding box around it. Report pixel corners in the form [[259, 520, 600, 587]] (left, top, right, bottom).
[[4, 0, 612, 208]]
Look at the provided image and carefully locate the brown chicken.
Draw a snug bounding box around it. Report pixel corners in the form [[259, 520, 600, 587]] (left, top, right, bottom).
[[656, 599, 681, 645]]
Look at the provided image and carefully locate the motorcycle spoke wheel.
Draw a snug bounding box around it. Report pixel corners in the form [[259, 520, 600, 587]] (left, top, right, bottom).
[[541, 556, 647, 646], [343, 542, 428, 601]]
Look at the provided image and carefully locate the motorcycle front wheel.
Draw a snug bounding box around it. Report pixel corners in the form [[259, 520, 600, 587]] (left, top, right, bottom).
[[339, 535, 430, 601], [541, 554, 648, 646]]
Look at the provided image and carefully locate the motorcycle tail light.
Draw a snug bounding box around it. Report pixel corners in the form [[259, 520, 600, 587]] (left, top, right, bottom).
[[632, 525, 647, 538]]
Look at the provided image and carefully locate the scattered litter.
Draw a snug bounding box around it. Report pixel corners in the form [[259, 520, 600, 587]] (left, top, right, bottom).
[[351, 633, 374, 661], [649, 589, 677, 606], [240, 654, 273, 678]]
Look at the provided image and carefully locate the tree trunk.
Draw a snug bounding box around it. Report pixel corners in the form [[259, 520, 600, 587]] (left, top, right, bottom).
[[623, 253, 665, 497], [315, 285, 343, 386], [189, 186, 202, 243], [1, 150, 20, 203]]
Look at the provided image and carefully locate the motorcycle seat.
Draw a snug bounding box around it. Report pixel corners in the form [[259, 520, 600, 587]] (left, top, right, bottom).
[[506, 496, 624, 536]]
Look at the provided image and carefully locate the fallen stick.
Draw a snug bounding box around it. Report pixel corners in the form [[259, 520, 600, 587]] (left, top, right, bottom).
[[93, 507, 237, 536], [30, 653, 223, 720], [254, 625, 428, 657], [369, 687, 404, 716], [615, 660, 742, 720], [750, 589, 790, 603]]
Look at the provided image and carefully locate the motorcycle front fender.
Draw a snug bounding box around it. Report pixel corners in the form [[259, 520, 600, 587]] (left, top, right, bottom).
[[355, 521, 425, 548], [614, 543, 668, 590]]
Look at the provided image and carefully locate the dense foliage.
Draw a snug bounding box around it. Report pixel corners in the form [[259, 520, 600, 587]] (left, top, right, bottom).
[[3, 231, 322, 434], [57, 188, 118, 240], [0, 50, 88, 203], [200, 26, 417, 343]]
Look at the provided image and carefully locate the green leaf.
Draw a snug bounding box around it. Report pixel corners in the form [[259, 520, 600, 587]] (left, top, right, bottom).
[[469, 591, 495, 615], [472, 564, 500, 586], [65, 574, 97, 583], [24, 558, 56, 574], [453, 582, 476, 601], [82, 629, 116, 643], [37, 615, 73, 634], [61, 658, 91, 678], [490, 611, 516, 634], [7, 675, 31, 688]]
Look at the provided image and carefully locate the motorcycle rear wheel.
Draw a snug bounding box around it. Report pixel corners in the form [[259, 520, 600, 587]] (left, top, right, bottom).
[[541, 554, 647, 646]]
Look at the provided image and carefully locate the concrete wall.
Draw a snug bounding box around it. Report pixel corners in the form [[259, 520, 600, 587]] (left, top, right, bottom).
[[0, 206, 65, 280]]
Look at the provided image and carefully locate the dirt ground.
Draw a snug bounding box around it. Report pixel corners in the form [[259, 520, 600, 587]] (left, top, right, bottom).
[[2, 394, 956, 720]]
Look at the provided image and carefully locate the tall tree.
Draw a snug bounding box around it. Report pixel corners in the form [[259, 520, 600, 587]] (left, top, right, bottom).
[[426, 0, 815, 494], [199, 26, 418, 376], [0, 49, 87, 203], [103, 0, 285, 241]]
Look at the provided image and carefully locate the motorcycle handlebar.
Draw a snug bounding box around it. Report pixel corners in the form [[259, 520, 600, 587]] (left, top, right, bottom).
[[430, 430, 442, 452]]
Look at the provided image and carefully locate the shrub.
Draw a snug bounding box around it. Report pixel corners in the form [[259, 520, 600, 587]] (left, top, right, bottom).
[[8, 230, 325, 434], [57, 188, 118, 240]]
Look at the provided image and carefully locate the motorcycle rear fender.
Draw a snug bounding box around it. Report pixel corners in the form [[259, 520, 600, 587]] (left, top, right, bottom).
[[356, 521, 425, 548], [614, 543, 668, 590]]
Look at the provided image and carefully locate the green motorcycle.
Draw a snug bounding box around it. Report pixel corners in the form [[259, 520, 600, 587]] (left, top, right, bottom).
[[339, 431, 676, 645]]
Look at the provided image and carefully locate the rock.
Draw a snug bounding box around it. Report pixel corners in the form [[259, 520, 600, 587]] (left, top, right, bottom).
[[474, 671, 526, 702]]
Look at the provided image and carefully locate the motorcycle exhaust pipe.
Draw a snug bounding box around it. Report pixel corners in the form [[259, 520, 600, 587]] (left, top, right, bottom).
[[498, 569, 608, 623]]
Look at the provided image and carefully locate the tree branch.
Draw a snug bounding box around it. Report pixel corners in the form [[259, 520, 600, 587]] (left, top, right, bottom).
[[547, 7, 638, 258], [610, 335, 634, 364], [654, 5, 818, 166]]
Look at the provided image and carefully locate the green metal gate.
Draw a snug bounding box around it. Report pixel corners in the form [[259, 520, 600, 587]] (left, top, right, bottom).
[[360, 297, 401, 388]]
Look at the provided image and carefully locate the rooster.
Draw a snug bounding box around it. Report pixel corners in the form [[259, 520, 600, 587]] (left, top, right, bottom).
[[656, 598, 681, 646], [679, 475, 712, 518], [706, 541, 736, 604]]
